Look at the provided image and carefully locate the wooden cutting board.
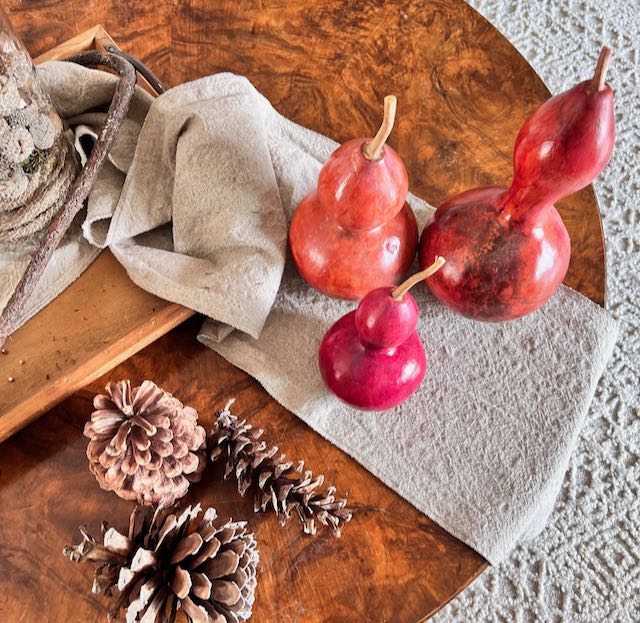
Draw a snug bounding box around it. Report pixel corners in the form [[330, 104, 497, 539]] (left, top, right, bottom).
[[0, 27, 193, 441]]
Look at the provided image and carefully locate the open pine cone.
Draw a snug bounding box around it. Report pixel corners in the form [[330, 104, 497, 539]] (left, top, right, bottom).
[[210, 400, 352, 537], [64, 504, 259, 623], [85, 380, 207, 506]]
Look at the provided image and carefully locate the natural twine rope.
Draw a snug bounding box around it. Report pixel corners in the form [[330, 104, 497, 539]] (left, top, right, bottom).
[[0, 28, 79, 243], [0, 133, 78, 242]]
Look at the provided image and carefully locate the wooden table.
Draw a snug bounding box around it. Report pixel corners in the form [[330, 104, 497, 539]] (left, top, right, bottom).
[[0, 2, 606, 622]]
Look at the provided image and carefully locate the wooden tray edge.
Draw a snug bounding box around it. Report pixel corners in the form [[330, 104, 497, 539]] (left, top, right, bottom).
[[0, 28, 193, 441]]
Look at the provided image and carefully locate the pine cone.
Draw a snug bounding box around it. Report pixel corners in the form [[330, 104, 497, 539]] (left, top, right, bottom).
[[6, 99, 37, 126], [0, 163, 28, 198], [64, 503, 259, 623], [85, 380, 207, 507], [210, 400, 353, 537], [0, 46, 32, 86], [0, 125, 33, 163]]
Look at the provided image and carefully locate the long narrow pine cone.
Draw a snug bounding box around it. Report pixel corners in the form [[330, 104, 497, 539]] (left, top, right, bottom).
[[85, 380, 207, 506], [64, 503, 259, 623], [210, 400, 353, 537]]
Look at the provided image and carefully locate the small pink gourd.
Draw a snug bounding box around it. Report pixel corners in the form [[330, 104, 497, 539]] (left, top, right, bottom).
[[318, 257, 445, 410]]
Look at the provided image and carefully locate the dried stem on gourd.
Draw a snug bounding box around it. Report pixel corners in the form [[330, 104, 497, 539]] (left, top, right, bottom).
[[592, 46, 612, 92], [362, 95, 397, 160], [391, 256, 446, 300]]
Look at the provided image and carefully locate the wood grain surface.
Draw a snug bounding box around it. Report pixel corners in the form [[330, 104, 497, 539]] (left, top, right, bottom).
[[0, 1, 607, 622], [0, 252, 193, 440], [3, 0, 607, 303], [0, 318, 486, 623]]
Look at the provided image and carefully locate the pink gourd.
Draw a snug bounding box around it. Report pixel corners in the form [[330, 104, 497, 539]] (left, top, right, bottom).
[[318, 257, 445, 410]]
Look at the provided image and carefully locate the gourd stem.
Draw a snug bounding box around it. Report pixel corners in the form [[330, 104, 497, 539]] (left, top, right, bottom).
[[592, 47, 612, 92], [391, 256, 446, 300], [363, 95, 397, 160]]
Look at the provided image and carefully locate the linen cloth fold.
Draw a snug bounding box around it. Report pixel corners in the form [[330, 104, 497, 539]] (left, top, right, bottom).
[[0, 62, 619, 564]]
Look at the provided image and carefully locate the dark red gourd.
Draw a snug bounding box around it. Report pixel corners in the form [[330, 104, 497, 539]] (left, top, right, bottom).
[[419, 48, 615, 321], [318, 257, 445, 411], [290, 96, 418, 300]]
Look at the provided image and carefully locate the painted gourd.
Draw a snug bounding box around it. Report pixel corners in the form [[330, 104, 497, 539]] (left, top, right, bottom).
[[319, 258, 445, 410], [419, 48, 615, 321], [290, 96, 418, 300]]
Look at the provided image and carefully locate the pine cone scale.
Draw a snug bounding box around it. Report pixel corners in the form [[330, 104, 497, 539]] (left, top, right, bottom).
[[181, 596, 208, 623], [94, 395, 120, 411], [131, 427, 151, 451], [103, 527, 134, 556], [171, 532, 204, 565], [131, 380, 160, 412], [117, 566, 137, 591], [186, 538, 221, 571], [204, 549, 239, 579], [172, 440, 190, 459], [191, 573, 212, 600], [89, 411, 125, 433], [85, 381, 207, 506], [108, 380, 133, 412], [152, 437, 174, 458], [171, 566, 191, 599], [211, 580, 241, 607], [136, 588, 168, 623], [131, 547, 157, 573], [143, 413, 171, 429], [66, 504, 259, 623], [109, 421, 132, 454], [105, 462, 128, 488], [88, 439, 110, 462], [131, 414, 157, 435]]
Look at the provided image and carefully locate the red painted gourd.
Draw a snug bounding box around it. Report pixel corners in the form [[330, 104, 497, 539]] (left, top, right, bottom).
[[290, 95, 418, 300], [419, 47, 615, 321], [318, 257, 445, 411]]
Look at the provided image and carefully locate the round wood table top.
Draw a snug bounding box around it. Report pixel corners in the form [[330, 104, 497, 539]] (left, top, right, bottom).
[[1, 2, 606, 622]]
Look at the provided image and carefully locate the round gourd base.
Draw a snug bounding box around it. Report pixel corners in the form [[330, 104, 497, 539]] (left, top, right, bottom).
[[290, 192, 418, 300]]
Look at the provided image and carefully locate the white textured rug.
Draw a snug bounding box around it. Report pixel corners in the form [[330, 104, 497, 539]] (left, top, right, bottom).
[[434, 1, 640, 621]]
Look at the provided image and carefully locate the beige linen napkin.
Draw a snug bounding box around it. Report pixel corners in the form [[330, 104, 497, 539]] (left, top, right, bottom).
[[0, 63, 619, 564], [115, 70, 619, 563], [106, 74, 288, 338]]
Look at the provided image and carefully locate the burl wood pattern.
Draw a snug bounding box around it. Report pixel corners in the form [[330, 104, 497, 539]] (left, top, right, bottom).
[[1, 1, 608, 622], [4, 0, 606, 304]]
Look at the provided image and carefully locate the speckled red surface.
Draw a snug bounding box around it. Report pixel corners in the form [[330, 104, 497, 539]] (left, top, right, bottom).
[[290, 139, 418, 300], [420, 186, 571, 321], [318, 309, 426, 411], [291, 194, 418, 300], [420, 77, 614, 322]]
